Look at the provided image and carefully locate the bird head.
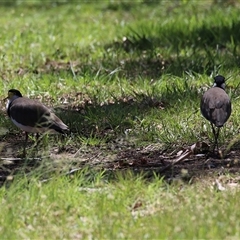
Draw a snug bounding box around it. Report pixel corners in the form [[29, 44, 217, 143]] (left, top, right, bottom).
[[213, 75, 226, 90], [5, 89, 23, 102]]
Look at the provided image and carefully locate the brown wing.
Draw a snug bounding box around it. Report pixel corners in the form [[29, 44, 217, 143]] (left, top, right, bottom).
[[9, 97, 69, 133]]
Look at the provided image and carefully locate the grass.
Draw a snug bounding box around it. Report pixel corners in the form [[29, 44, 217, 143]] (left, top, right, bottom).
[[1, 0, 240, 238], [1, 172, 240, 239]]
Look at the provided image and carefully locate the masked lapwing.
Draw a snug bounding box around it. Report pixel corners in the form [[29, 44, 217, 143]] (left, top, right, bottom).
[[6, 89, 69, 155], [200, 75, 231, 151]]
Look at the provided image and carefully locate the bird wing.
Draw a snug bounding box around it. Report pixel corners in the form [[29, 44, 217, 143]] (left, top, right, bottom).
[[201, 88, 231, 126], [47, 112, 69, 133], [9, 97, 69, 133], [9, 97, 51, 127]]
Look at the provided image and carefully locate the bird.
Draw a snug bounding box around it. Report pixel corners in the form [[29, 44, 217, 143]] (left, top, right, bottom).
[[5, 89, 69, 155], [200, 75, 231, 151]]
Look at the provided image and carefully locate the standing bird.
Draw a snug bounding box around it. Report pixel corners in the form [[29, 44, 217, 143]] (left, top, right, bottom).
[[200, 75, 231, 151], [5, 89, 69, 155]]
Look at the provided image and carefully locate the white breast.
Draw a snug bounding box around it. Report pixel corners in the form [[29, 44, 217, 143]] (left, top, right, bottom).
[[6, 99, 10, 110]]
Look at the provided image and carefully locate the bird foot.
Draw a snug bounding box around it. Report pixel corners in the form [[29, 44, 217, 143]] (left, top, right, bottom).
[[207, 148, 224, 159]]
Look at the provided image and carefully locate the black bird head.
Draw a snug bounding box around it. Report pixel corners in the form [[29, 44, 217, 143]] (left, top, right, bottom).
[[4, 89, 23, 102], [213, 75, 226, 90], [8, 89, 23, 97]]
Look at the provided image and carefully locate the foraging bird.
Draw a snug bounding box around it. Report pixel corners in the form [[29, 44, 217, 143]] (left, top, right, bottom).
[[6, 89, 69, 155], [200, 75, 231, 151]]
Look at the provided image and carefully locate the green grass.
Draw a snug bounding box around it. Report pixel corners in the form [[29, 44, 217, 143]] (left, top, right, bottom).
[[1, 0, 240, 238], [1, 172, 240, 239]]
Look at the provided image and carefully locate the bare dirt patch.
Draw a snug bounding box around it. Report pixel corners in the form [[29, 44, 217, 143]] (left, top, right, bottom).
[[1, 134, 240, 187]]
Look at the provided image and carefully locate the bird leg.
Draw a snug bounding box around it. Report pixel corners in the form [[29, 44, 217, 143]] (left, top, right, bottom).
[[215, 127, 220, 150], [22, 132, 29, 157], [211, 123, 220, 152], [36, 133, 40, 146]]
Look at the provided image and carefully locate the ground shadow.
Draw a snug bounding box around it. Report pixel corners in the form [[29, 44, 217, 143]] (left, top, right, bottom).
[[2, 140, 240, 187], [32, 15, 240, 80]]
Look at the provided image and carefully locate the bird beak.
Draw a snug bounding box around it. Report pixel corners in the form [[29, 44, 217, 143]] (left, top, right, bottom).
[[3, 92, 11, 101], [3, 96, 8, 101]]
